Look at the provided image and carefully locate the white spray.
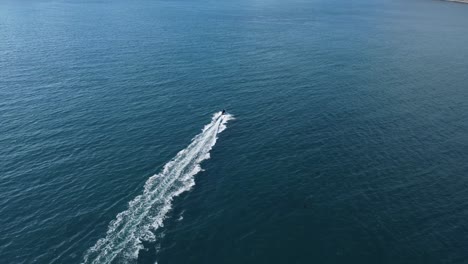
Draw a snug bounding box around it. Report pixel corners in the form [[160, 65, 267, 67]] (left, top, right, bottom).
[[82, 112, 233, 264]]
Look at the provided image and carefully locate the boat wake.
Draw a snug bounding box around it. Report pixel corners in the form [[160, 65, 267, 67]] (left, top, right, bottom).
[[82, 112, 233, 264]]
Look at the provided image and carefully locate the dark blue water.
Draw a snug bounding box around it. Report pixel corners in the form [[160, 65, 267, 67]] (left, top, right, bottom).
[[1, 0, 468, 263]]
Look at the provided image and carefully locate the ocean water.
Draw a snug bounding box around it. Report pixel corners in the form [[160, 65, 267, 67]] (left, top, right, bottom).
[[1, 0, 468, 263]]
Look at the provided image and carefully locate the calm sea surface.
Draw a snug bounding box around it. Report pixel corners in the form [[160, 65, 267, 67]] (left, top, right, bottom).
[[1, 0, 468, 263]]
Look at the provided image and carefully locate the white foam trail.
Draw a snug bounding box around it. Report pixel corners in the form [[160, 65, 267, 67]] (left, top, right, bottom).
[[82, 112, 233, 264]]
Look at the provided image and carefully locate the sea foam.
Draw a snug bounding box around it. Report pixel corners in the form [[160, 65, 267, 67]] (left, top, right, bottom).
[[82, 112, 233, 264]]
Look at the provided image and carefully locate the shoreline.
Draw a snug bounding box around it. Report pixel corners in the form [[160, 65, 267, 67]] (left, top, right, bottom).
[[446, 0, 468, 4]]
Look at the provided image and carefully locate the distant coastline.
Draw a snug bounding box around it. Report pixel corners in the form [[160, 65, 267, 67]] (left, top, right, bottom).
[[446, 0, 468, 4]]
